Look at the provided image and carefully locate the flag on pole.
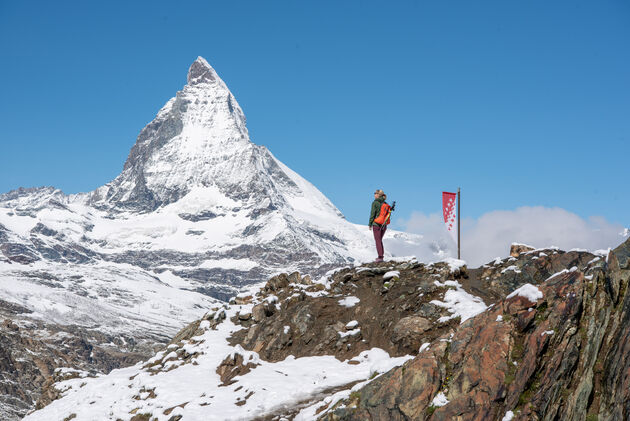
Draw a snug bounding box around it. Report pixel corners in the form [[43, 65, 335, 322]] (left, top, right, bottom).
[[442, 191, 458, 244]]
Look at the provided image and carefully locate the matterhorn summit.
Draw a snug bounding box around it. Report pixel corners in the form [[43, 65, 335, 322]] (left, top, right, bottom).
[[88, 57, 254, 212]]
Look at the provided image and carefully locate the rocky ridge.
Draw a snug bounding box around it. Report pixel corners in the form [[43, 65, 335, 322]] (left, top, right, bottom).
[[325, 239, 630, 420], [24, 237, 630, 420]]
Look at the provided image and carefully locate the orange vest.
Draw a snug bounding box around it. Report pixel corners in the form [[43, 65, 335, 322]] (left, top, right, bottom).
[[374, 202, 392, 225]]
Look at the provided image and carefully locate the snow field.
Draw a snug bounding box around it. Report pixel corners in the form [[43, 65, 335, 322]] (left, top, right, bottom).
[[24, 303, 412, 421], [0, 260, 216, 339]]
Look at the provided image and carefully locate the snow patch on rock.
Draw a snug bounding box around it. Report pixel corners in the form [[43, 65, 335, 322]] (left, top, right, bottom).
[[507, 283, 543, 302]]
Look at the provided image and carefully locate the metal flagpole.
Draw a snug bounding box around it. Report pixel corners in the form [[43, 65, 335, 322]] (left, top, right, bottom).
[[457, 187, 461, 259]]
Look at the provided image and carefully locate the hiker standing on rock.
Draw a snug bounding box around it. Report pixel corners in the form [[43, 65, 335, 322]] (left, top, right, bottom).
[[369, 189, 391, 263]]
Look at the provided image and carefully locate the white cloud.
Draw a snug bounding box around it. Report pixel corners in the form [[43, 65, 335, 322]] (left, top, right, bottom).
[[395, 206, 629, 267]]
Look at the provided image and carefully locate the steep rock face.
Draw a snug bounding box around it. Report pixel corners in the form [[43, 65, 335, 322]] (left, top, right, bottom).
[[328, 238, 630, 420]]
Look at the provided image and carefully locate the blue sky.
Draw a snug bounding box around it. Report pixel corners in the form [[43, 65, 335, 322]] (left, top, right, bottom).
[[1, 0, 628, 234]]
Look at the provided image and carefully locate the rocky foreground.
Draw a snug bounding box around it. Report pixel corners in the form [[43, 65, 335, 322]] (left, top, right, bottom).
[[23, 237, 630, 420], [329, 240, 630, 421]]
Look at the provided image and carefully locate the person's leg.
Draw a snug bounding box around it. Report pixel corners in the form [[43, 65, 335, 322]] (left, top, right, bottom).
[[373, 225, 384, 260], [379, 226, 387, 258], [372, 225, 380, 256]]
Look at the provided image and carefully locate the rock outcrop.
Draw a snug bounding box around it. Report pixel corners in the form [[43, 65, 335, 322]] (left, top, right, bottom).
[[325, 239, 630, 420], [228, 261, 468, 363], [510, 243, 535, 258]]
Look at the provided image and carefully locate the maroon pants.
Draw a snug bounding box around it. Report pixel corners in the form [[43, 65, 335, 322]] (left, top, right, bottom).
[[372, 224, 387, 258]]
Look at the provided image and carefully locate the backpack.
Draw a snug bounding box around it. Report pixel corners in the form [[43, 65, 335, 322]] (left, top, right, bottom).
[[374, 202, 392, 225]]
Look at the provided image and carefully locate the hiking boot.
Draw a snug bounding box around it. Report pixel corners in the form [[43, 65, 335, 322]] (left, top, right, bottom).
[[374, 257, 384, 263]]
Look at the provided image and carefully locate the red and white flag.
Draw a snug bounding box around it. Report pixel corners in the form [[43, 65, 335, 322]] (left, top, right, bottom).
[[442, 191, 458, 244]]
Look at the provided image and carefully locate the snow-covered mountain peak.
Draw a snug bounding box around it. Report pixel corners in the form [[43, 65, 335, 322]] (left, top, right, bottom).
[[187, 56, 219, 85], [88, 56, 252, 212]]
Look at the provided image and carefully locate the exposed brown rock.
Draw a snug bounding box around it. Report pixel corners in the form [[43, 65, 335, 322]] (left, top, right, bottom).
[[229, 260, 467, 363], [252, 303, 266, 322], [238, 311, 252, 321], [505, 294, 538, 315], [391, 316, 433, 353], [325, 238, 630, 420], [263, 272, 292, 293], [510, 243, 535, 257], [216, 352, 259, 385], [234, 295, 253, 305]]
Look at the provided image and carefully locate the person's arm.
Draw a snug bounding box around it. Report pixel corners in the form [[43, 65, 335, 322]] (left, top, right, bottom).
[[369, 200, 379, 228]]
